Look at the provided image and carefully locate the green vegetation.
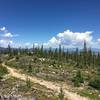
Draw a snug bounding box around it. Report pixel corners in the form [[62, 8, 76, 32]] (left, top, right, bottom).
[[58, 88, 64, 100], [0, 77, 59, 100], [89, 76, 100, 90], [0, 64, 8, 80], [78, 89, 100, 100], [0, 41, 100, 99], [72, 70, 84, 87], [26, 77, 32, 89]]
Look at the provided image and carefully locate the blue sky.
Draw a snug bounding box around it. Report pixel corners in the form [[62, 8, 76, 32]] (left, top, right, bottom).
[[0, 0, 100, 48]]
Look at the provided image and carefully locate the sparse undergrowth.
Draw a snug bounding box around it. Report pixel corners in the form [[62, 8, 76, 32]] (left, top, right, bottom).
[[6, 56, 100, 100], [1, 41, 100, 100], [0, 76, 62, 100], [78, 89, 100, 100], [0, 64, 8, 80]]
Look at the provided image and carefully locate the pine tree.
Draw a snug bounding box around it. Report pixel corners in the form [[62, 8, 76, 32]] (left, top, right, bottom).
[[7, 44, 12, 57], [83, 41, 87, 67], [72, 70, 84, 87], [54, 48, 58, 60], [58, 87, 64, 100], [33, 43, 35, 53], [40, 44, 44, 57], [28, 62, 32, 73], [87, 48, 92, 66], [26, 77, 31, 89], [48, 47, 52, 58], [58, 44, 62, 61]]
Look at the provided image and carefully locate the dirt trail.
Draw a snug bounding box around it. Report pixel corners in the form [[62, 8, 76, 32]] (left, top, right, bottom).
[[2, 62, 89, 100]]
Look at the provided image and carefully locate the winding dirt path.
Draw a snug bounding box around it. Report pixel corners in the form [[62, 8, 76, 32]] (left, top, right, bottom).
[[2, 61, 89, 100]]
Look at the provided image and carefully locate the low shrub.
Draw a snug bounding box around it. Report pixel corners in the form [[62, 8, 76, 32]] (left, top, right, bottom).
[[89, 76, 100, 90]]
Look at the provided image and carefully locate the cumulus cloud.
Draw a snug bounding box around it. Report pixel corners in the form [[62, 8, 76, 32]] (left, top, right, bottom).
[[24, 42, 32, 48], [97, 39, 100, 43], [0, 39, 13, 47], [0, 27, 100, 49], [0, 39, 13, 44], [0, 27, 6, 31], [0, 26, 18, 47], [57, 30, 93, 43], [2, 32, 14, 38], [48, 29, 99, 48], [49, 37, 60, 45]]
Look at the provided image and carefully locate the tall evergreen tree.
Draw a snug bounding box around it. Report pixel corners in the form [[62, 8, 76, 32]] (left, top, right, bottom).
[[58, 44, 62, 61], [33, 43, 35, 53], [83, 41, 87, 67]]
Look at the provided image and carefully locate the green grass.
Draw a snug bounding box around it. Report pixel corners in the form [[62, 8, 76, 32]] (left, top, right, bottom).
[[78, 90, 100, 100], [6, 55, 100, 100], [0, 64, 8, 78], [0, 76, 59, 100]]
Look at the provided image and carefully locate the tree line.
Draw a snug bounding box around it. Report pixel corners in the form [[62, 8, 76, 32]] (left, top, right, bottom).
[[1, 41, 100, 69]]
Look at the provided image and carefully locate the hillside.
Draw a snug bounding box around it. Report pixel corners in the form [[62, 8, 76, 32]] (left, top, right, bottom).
[[0, 43, 100, 100]]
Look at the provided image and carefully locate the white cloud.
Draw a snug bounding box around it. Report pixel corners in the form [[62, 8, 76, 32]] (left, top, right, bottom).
[[97, 39, 100, 42], [49, 37, 60, 45], [24, 42, 31, 47], [3, 32, 13, 38], [25, 42, 30, 45], [0, 26, 19, 47], [0, 27, 18, 38], [92, 38, 100, 48], [0, 39, 13, 47], [0, 27, 100, 49], [48, 29, 99, 48], [0, 27, 6, 31]]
